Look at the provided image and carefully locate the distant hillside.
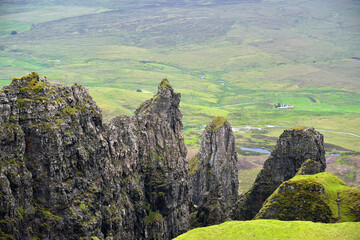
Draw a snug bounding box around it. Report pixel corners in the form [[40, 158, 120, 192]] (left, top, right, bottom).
[[1, 0, 258, 9], [1, 0, 359, 156]]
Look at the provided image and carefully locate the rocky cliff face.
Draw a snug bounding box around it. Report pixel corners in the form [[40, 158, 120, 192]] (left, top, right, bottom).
[[189, 116, 239, 227], [0, 73, 190, 240], [234, 126, 326, 220]]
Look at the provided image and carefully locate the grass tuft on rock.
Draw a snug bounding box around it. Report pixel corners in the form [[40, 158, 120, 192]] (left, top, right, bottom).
[[159, 78, 172, 90], [208, 116, 227, 133]]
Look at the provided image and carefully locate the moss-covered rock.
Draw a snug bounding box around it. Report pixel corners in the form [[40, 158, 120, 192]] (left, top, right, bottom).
[[255, 172, 360, 222], [296, 158, 323, 175], [208, 116, 227, 133]]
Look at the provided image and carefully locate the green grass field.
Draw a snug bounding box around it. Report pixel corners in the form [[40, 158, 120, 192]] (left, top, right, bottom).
[[238, 169, 262, 194], [0, 0, 359, 154], [174, 220, 360, 240]]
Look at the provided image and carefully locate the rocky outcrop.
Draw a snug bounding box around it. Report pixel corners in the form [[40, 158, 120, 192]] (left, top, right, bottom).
[[0, 72, 105, 240], [0, 73, 190, 240], [255, 172, 360, 222], [234, 126, 326, 220], [296, 158, 323, 175], [189, 116, 238, 227]]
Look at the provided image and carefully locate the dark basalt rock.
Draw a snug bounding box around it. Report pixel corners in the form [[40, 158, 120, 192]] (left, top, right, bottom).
[[0, 73, 190, 240], [189, 116, 239, 227], [234, 126, 326, 220]]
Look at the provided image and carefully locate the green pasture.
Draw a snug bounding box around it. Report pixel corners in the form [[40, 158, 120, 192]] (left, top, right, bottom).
[[0, 20, 31, 36], [238, 169, 261, 195], [88, 87, 151, 119]]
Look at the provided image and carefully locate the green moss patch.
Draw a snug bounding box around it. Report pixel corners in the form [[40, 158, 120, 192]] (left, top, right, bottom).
[[145, 211, 163, 226], [208, 116, 227, 133], [13, 72, 39, 82], [159, 78, 172, 90], [189, 155, 200, 175], [290, 125, 307, 131], [256, 177, 332, 222]]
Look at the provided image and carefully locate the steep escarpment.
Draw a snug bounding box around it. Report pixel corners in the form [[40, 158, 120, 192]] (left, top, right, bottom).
[[189, 116, 238, 227], [0, 73, 190, 240], [234, 126, 326, 220], [255, 172, 360, 222]]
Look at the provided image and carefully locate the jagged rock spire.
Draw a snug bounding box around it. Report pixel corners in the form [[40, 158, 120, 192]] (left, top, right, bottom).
[[135, 78, 182, 133], [234, 126, 326, 220], [135, 79, 178, 115], [189, 116, 239, 227]]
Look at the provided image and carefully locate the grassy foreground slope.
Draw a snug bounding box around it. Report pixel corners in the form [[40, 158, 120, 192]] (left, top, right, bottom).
[[174, 220, 360, 240]]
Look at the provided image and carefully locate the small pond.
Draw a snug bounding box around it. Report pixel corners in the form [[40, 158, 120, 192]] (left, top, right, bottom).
[[240, 147, 271, 154]]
